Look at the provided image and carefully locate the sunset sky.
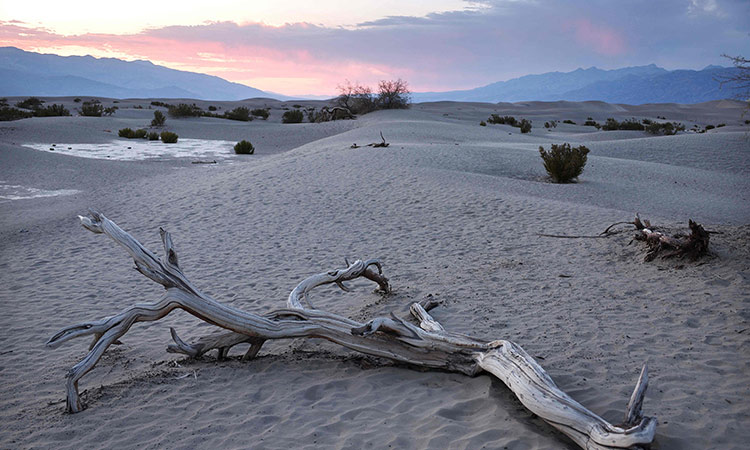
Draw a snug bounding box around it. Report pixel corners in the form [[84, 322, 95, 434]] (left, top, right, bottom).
[[1, 0, 748, 95]]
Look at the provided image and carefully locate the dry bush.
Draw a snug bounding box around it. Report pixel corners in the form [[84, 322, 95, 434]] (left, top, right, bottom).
[[539, 143, 590, 183]]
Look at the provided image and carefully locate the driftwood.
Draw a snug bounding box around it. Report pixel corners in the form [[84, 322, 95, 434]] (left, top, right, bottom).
[[47, 211, 656, 449], [631, 215, 710, 262], [541, 215, 710, 262], [351, 131, 389, 148]]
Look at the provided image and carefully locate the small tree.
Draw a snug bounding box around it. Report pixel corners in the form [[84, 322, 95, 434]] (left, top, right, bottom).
[[335, 81, 376, 114], [376, 79, 410, 109], [718, 53, 749, 104], [151, 110, 166, 127], [539, 143, 589, 183]]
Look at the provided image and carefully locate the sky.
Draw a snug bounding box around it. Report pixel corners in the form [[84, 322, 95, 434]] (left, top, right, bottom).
[[1, 0, 749, 96]]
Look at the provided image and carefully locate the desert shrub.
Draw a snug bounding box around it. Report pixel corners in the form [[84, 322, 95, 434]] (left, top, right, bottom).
[[151, 101, 172, 108], [563, 119, 575, 124], [168, 103, 202, 118], [118, 128, 135, 138], [80, 101, 104, 117], [103, 106, 118, 116], [148, 131, 160, 140], [234, 140, 255, 154], [716, 123, 726, 128], [583, 119, 601, 129], [33, 104, 70, 117], [745, 119, 750, 124], [251, 108, 269, 119], [16, 97, 45, 109], [208, 105, 217, 111], [225, 106, 252, 122], [151, 110, 166, 127], [479, 120, 487, 126], [73, 98, 82, 103], [539, 143, 590, 183], [602, 118, 620, 131], [0, 107, 33, 121], [646, 122, 685, 135], [544, 120, 558, 129], [487, 114, 517, 126], [519, 119, 532, 133], [641, 118, 653, 125], [160, 131, 178, 143], [705, 124, 715, 130], [602, 118, 644, 131], [282, 109, 304, 123], [134, 129, 148, 139], [293, 104, 302, 109]]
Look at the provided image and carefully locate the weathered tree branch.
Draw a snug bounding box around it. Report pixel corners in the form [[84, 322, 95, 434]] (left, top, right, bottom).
[[47, 210, 656, 449]]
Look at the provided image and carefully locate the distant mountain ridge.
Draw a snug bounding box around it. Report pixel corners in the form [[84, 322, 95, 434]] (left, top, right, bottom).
[[0, 47, 742, 104], [413, 64, 741, 104], [0, 47, 279, 100]]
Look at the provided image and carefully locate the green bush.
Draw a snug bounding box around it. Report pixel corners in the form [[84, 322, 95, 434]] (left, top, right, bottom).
[[168, 103, 202, 118], [103, 106, 118, 116], [33, 104, 70, 117], [716, 123, 726, 128], [563, 119, 575, 124], [151, 110, 166, 127], [134, 129, 148, 139], [160, 131, 179, 143], [705, 124, 715, 130], [148, 131, 160, 140], [74, 98, 82, 103], [208, 105, 217, 111], [602, 118, 645, 131], [479, 120, 486, 126], [16, 97, 45, 109], [646, 122, 685, 135], [487, 114, 517, 126], [282, 109, 304, 123], [80, 101, 104, 117], [583, 119, 601, 129], [519, 119, 532, 133], [234, 140, 255, 154], [151, 101, 172, 108], [251, 108, 269, 119], [225, 106, 252, 121], [539, 143, 590, 183], [0, 107, 32, 121], [118, 128, 135, 138]]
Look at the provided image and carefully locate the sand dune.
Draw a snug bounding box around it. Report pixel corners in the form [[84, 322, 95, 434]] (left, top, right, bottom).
[[0, 99, 748, 449]]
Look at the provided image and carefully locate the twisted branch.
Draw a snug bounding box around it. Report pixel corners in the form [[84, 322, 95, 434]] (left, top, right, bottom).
[[47, 210, 656, 449]]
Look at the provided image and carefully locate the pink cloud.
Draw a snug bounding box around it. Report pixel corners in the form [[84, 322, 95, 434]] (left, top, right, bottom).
[[566, 19, 627, 56]]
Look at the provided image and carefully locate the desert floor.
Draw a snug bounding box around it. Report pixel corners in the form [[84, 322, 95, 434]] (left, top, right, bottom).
[[0, 98, 748, 449]]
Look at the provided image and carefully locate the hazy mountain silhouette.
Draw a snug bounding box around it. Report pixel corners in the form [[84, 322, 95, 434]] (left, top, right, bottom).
[[0, 47, 741, 104], [0, 47, 279, 100], [413, 64, 741, 104]]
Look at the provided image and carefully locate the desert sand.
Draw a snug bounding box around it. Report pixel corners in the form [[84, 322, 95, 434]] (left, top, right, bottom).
[[0, 98, 749, 449]]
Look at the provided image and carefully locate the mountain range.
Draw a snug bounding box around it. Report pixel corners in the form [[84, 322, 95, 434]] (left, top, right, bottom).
[[0, 47, 275, 100], [0, 47, 741, 104], [413, 64, 740, 104]]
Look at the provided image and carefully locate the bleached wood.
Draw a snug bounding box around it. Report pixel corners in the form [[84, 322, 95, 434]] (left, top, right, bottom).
[[48, 210, 656, 449]]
